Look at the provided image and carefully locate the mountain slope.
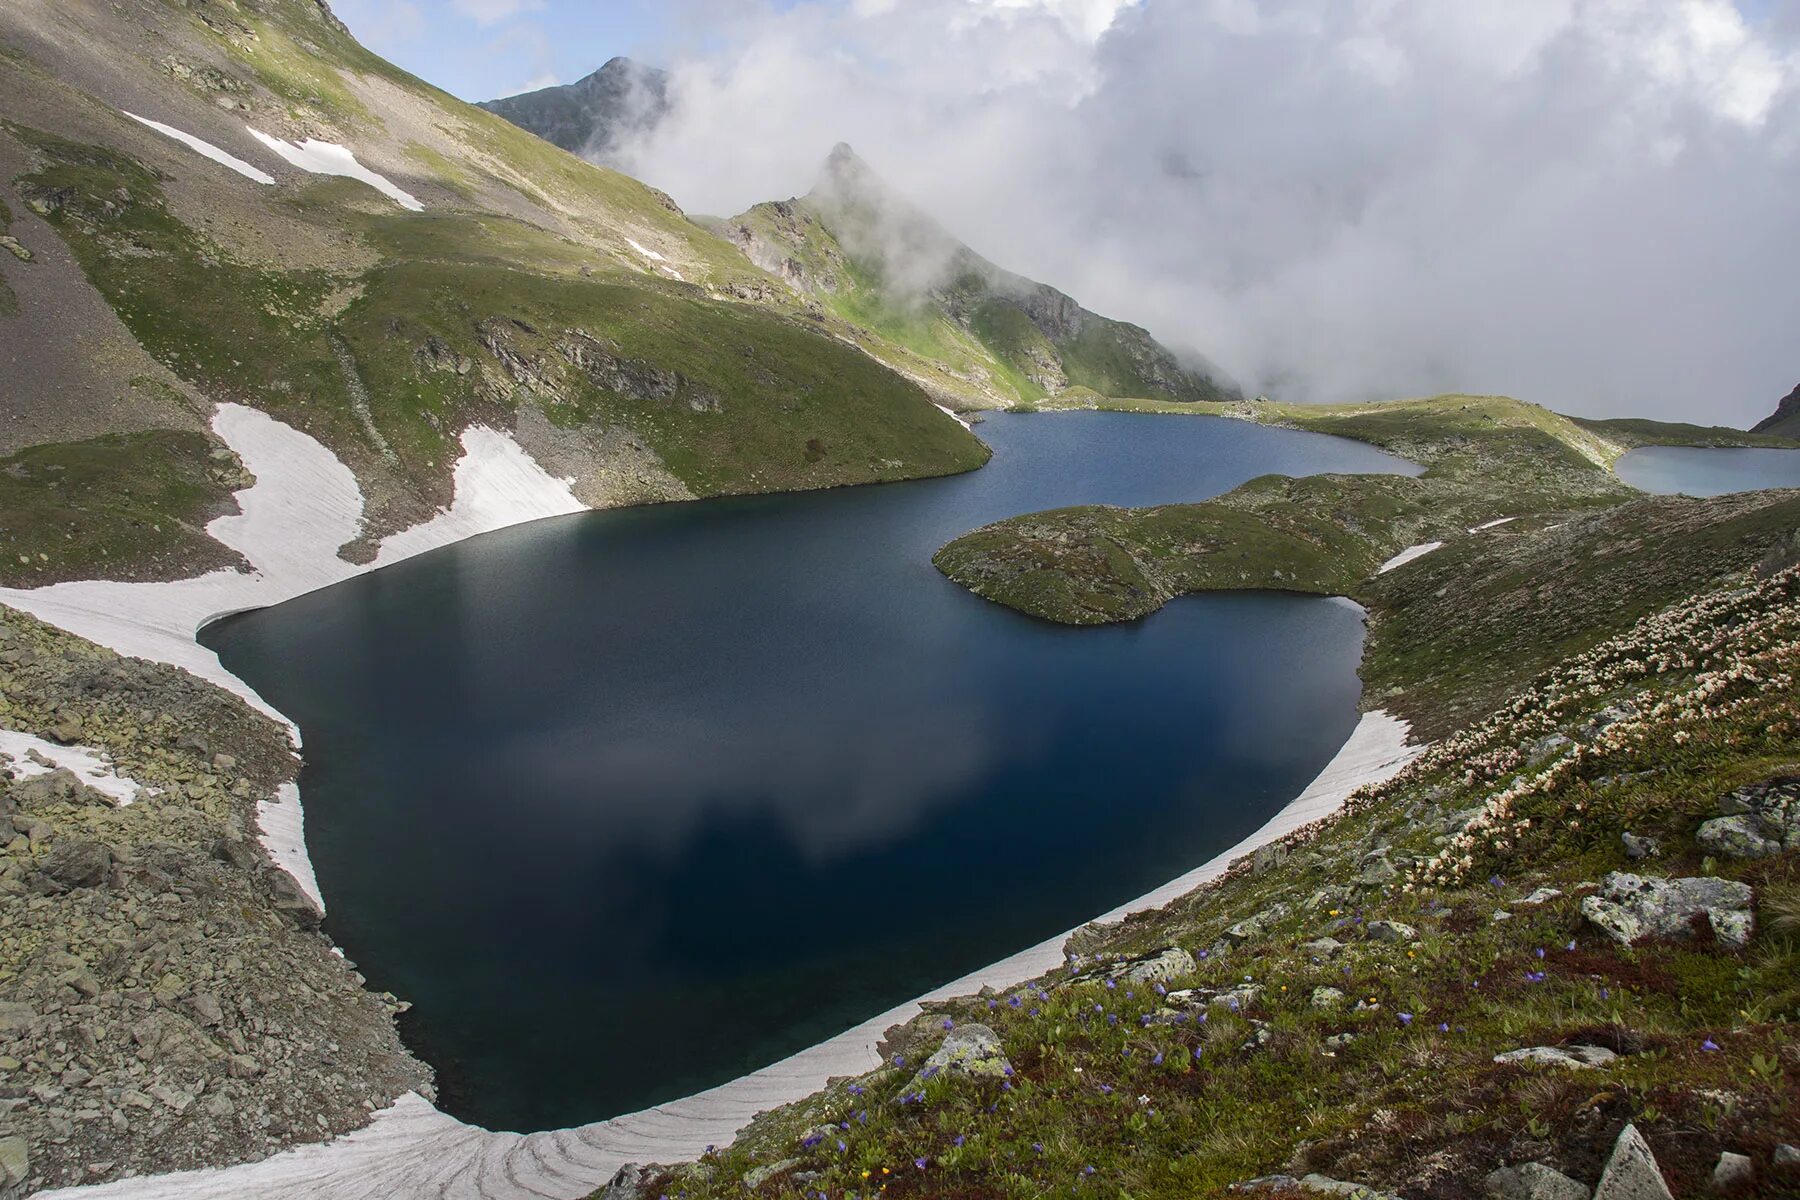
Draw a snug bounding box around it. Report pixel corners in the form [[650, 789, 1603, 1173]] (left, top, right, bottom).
[[714, 144, 1237, 409], [1752, 382, 1800, 437], [0, 0, 986, 587], [476, 57, 667, 164]]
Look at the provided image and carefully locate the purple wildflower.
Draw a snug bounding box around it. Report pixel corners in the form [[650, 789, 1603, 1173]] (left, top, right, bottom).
[[1152, 1052, 1164, 1065], [914, 1158, 928, 1170], [1398, 1012, 1413, 1026], [953, 1135, 965, 1147], [943, 1018, 954, 1030], [1702, 1038, 1721, 1052]]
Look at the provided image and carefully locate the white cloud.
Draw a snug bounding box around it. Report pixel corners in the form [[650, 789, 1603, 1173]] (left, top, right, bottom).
[[450, 0, 545, 25], [616, 0, 1800, 424]]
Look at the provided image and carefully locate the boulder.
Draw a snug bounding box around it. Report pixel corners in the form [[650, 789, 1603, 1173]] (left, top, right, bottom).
[[1225, 904, 1289, 944], [1580, 873, 1755, 950], [1593, 1124, 1673, 1200], [1696, 816, 1780, 860], [1310, 987, 1346, 1009], [1520, 888, 1565, 907], [266, 868, 323, 928], [913, 1022, 1011, 1085], [1494, 1045, 1618, 1070], [37, 839, 113, 891], [1620, 832, 1661, 861], [1775, 1143, 1800, 1167], [1699, 777, 1797, 858], [0, 1135, 26, 1195], [1297, 1174, 1401, 1200], [1301, 938, 1345, 958], [596, 1163, 657, 1200], [1710, 1151, 1752, 1191], [10, 768, 113, 808], [1366, 920, 1418, 943], [1484, 1162, 1591, 1200], [1113, 946, 1196, 985]]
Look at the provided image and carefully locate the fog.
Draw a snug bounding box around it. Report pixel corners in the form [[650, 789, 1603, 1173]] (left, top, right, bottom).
[[610, 0, 1799, 424]]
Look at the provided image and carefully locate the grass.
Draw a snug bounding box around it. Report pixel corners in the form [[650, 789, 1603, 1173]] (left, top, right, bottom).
[[1571, 416, 1800, 450], [624, 564, 1800, 1199], [934, 396, 1631, 625], [0, 430, 248, 586], [728, 195, 1232, 409], [5, 119, 988, 554], [935, 395, 1800, 736]]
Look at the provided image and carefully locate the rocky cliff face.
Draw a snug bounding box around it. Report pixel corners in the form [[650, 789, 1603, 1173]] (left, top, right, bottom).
[[1751, 382, 1800, 437], [478, 58, 669, 164]]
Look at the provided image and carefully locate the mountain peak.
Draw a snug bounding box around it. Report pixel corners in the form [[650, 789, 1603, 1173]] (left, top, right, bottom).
[[1751, 382, 1800, 436], [819, 142, 880, 196]]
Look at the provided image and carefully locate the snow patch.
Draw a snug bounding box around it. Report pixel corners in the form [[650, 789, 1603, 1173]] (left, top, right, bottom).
[[1470, 517, 1516, 532], [933, 403, 975, 430], [1379, 541, 1444, 573], [246, 128, 424, 211], [625, 237, 667, 263], [123, 113, 274, 185], [257, 782, 319, 911], [375, 428, 584, 565], [0, 729, 148, 806]]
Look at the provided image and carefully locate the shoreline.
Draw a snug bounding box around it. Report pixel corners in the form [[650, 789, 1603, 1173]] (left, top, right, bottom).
[[35, 710, 1419, 1200], [9, 403, 1424, 1199]]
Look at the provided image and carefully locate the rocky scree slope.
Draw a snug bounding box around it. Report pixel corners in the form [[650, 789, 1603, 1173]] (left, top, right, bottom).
[[0, 0, 986, 587], [709, 144, 1236, 411], [0, 606, 430, 1197], [593, 552, 1800, 1200], [477, 58, 667, 166]]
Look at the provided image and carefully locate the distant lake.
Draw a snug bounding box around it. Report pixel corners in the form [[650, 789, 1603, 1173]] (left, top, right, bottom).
[[1616, 445, 1800, 496], [203, 412, 1416, 1134]]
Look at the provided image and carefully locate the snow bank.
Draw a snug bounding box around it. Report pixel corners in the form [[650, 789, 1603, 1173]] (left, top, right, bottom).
[[246, 129, 424, 211], [122, 113, 274, 185], [39, 711, 1421, 1200], [1379, 541, 1444, 574], [933, 403, 975, 430], [374, 429, 582, 566], [257, 782, 319, 910], [0, 405, 589, 901], [624, 237, 667, 263], [1470, 517, 1516, 532], [0, 729, 148, 806]]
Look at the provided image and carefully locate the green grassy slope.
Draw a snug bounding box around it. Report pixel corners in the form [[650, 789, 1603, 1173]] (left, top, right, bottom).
[[934, 396, 1629, 624], [0, 0, 988, 583], [718, 148, 1235, 410]]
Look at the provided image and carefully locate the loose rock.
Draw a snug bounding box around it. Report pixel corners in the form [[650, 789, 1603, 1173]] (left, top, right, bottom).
[[1494, 1045, 1618, 1070], [1593, 1123, 1674, 1200], [1484, 1162, 1591, 1200]]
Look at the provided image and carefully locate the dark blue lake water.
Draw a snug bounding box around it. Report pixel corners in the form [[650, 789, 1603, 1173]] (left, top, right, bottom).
[[1616, 445, 1800, 496], [203, 412, 1416, 1133]]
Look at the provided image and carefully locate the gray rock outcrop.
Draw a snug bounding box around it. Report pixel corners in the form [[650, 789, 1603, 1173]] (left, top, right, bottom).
[[1581, 872, 1755, 949], [1695, 776, 1798, 859], [912, 1022, 1011, 1086]]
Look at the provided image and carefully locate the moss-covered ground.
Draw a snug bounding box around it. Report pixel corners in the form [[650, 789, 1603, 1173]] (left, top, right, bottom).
[[0, 430, 249, 586]]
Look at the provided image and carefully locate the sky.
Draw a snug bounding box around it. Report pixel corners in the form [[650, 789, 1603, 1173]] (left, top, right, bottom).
[[330, 0, 1800, 424]]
